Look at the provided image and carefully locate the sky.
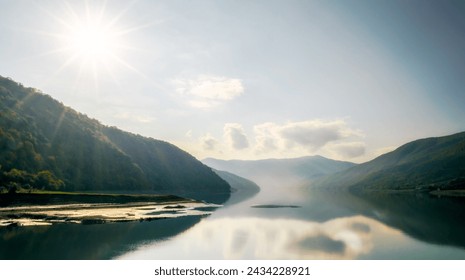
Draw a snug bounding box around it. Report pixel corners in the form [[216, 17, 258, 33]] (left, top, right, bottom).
[[1, 0, 465, 163]]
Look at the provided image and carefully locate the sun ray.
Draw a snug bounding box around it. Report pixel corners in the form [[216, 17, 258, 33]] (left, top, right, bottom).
[[91, 61, 100, 97], [85, 0, 92, 23], [63, 0, 83, 25], [97, 0, 108, 22], [25, 0, 154, 96], [41, 53, 81, 89], [71, 61, 86, 94], [111, 53, 148, 79], [33, 1, 74, 30], [15, 46, 70, 63], [14, 91, 37, 112], [50, 108, 68, 143], [102, 59, 123, 89], [115, 20, 163, 36], [110, 53, 166, 92], [106, 0, 139, 29]]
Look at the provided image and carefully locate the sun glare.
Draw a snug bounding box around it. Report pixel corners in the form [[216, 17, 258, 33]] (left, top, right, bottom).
[[69, 22, 117, 60], [63, 14, 122, 66], [33, 1, 153, 91]]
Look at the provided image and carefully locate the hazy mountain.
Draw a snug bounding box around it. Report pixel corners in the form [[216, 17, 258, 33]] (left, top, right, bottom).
[[0, 75, 230, 203], [202, 156, 356, 189], [212, 170, 260, 206], [314, 131, 465, 193]]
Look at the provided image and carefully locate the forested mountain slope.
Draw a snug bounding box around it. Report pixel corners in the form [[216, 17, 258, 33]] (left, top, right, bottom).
[[0, 75, 230, 203], [313, 131, 465, 193]]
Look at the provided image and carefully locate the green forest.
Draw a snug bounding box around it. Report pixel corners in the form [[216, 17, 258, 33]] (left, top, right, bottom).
[[0, 75, 230, 203], [313, 131, 465, 193]]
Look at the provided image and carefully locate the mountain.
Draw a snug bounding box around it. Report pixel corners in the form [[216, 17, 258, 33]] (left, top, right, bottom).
[[0, 75, 230, 203], [313, 131, 465, 193], [202, 156, 356, 188], [212, 170, 260, 206]]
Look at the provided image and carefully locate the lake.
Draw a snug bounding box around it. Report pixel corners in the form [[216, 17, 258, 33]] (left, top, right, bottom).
[[1, 178, 465, 259]]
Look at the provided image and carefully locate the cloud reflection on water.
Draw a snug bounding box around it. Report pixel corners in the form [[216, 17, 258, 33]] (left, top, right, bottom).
[[119, 215, 399, 259]]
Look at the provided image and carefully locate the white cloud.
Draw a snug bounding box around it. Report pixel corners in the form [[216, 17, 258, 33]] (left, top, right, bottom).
[[253, 119, 362, 154], [223, 123, 249, 150], [254, 122, 279, 154], [123, 216, 387, 259], [279, 120, 359, 150], [174, 75, 244, 108], [192, 119, 365, 161], [200, 133, 219, 151]]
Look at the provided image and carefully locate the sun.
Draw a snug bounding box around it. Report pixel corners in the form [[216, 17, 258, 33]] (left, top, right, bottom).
[[61, 10, 123, 67], [33, 1, 152, 90], [37, 1, 148, 81], [68, 20, 119, 62]]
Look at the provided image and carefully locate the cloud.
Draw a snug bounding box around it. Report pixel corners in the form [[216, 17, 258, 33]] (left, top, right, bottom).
[[329, 142, 366, 158], [279, 120, 359, 150], [253, 119, 362, 153], [297, 234, 346, 254], [195, 119, 365, 161], [174, 75, 244, 108], [224, 123, 249, 150], [127, 216, 383, 259], [200, 133, 218, 151], [254, 122, 279, 154]]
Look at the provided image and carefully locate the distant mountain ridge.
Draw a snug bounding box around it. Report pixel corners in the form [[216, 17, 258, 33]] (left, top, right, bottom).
[[202, 156, 356, 188], [313, 131, 465, 192], [0, 75, 230, 203]]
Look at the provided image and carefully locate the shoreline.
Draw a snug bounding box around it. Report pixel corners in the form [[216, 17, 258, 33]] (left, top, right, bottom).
[[429, 189, 465, 198], [0, 193, 219, 227]]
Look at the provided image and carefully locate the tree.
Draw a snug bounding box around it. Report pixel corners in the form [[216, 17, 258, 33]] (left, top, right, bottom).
[[35, 170, 65, 190], [3, 168, 33, 185], [7, 182, 18, 194]]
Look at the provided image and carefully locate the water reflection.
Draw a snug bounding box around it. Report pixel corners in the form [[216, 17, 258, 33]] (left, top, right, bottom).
[[335, 191, 465, 250], [0, 216, 201, 259], [2, 175, 465, 259], [118, 216, 395, 259], [118, 187, 465, 260]]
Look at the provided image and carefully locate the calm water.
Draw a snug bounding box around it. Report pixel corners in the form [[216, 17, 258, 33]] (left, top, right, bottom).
[[117, 186, 465, 259], [1, 180, 465, 259]]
